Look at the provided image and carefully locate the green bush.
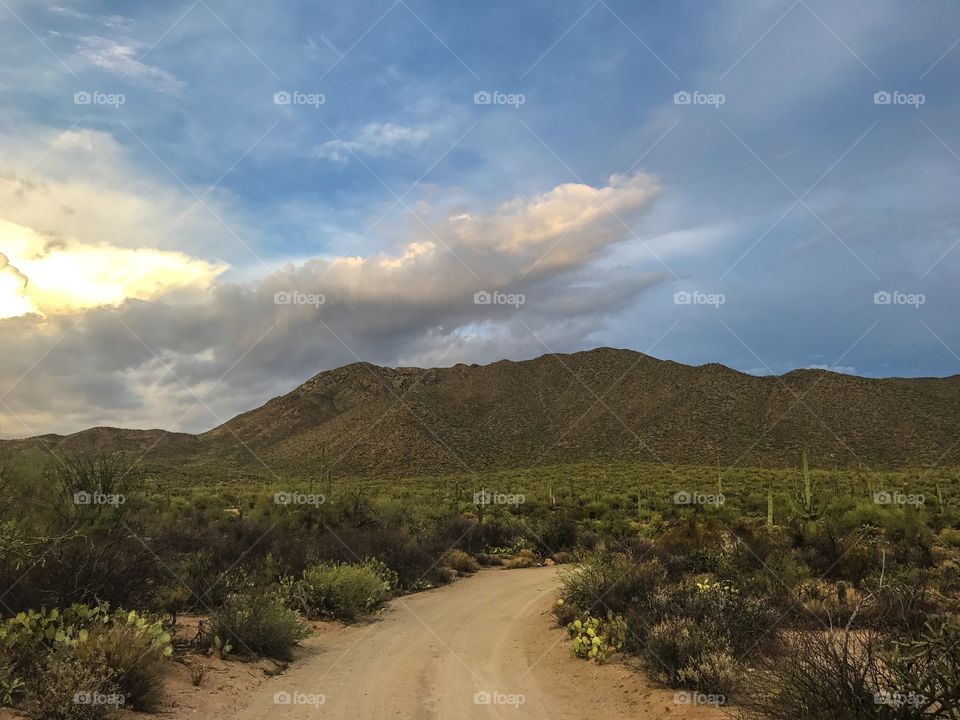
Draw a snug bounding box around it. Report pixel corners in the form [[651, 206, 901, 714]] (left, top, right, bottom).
[[291, 561, 391, 621], [444, 549, 480, 574], [643, 617, 730, 686], [559, 552, 665, 616], [361, 556, 401, 593], [210, 592, 309, 660], [74, 610, 172, 711], [653, 579, 781, 657], [0, 603, 172, 712]]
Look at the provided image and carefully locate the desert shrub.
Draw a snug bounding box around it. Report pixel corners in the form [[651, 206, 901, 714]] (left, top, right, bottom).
[[210, 592, 308, 660], [534, 513, 578, 553], [291, 562, 390, 621], [938, 528, 960, 549], [460, 515, 525, 555], [23, 649, 117, 720], [856, 575, 943, 636], [150, 583, 191, 616], [633, 577, 781, 658], [321, 526, 442, 589], [361, 556, 401, 593], [643, 617, 730, 686], [444, 549, 479, 574], [73, 611, 172, 711], [881, 620, 960, 717], [0, 645, 23, 706], [736, 630, 888, 720], [552, 598, 578, 627], [504, 548, 537, 569], [654, 517, 727, 574], [178, 550, 222, 607], [653, 579, 781, 657], [559, 552, 665, 616], [677, 650, 740, 696]]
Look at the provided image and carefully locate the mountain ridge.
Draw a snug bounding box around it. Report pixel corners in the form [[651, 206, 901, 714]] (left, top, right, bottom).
[[4, 347, 960, 476]]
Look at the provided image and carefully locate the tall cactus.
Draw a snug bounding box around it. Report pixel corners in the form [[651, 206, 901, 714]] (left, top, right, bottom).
[[767, 486, 774, 531], [936, 482, 945, 513], [789, 449, 825, 520]]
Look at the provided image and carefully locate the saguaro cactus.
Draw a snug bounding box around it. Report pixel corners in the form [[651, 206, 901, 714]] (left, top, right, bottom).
[[789, 450, 825, 520], [767, 486, 774, 531]]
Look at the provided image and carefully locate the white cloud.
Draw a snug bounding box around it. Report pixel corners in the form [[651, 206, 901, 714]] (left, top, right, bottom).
[[805, 364, 857, 375], [76, 36, 184, 95], [0, 126, 251, 263], [0, 167, 671, 435], [316, 121, 434, 163]]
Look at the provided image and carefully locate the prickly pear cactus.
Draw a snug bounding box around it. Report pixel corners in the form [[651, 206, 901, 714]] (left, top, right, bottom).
[[566, 613, 625, 663]]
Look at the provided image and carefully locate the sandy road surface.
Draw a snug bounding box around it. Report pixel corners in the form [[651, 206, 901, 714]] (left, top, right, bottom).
[[231, 566, 726, 720]]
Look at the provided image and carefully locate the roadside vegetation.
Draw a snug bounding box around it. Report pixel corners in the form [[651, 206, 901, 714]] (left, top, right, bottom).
[[0, 447, 957, 718], [554, 457, 960, 718]]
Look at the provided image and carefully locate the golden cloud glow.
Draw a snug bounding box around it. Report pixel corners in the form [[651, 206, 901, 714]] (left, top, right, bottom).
[[0, 218, 225, 319]]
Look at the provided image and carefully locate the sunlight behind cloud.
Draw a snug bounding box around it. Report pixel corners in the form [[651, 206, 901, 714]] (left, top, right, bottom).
[[0, 218, 224, 319]]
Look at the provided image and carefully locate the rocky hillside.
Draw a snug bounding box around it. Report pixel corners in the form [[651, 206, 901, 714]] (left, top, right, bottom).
[[6, 348, 960, 477]]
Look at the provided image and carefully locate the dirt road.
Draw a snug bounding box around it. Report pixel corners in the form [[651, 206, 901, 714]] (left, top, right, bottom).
[[230, 566, 726, 720]]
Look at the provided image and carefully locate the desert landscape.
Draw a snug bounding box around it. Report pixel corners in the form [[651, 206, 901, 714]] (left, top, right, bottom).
[[2, 1, 959, 718]]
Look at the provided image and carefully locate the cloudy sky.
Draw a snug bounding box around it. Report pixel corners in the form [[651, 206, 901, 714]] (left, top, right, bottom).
[[1, 0, 958, 436]]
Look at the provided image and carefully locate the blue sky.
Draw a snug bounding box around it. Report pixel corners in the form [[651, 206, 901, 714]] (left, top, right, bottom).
[[1, 0, 959, 434]]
